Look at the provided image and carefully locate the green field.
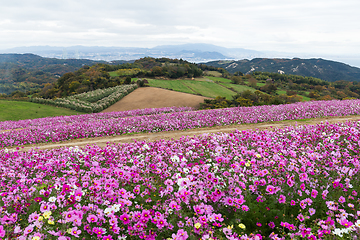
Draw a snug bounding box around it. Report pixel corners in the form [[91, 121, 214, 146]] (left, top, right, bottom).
[[220, 83, 257, 93], [205, 71, 222, 77], [108, 72, 118, 77], [0, 100, 81, 121], [147, 79, 237, 99], [147, 79, 196, 94], [206, 76, 233, 83], [276, 90, 287, 95], [300, 95, 311, 101], [145, 77, 313, 103], [181, 80, 236, 99]]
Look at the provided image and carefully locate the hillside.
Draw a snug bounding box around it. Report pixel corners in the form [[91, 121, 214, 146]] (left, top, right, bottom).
[[39, 57, 203, 98], [203, 58, 360, 82], [0, 53, 106, 94], [0, 54, 136, 95]]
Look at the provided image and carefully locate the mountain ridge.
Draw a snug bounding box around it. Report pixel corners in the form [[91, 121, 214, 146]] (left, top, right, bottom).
[[204, 58, 360, 82]]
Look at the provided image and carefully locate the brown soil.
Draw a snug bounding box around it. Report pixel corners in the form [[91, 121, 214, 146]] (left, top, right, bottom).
[[12, 115, 360, 152], [101, 87, 210, 112]]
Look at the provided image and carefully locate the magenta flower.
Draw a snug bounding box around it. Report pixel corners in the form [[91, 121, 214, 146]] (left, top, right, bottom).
[[24, 225, 34, 235], [156, 218, 167, 229], [34, 197, 43, 203], [102, 235, 113, 240], [309, 208, 316, 216], [265, 185, 276, 194], [119, 213, 131, 224], [93, 227, 105, 236], [87, 214, 98, 223], [268, 222, 275, 229], [241, 205, 249, 212], [339, 218, 353, 228], [297, 213, 305, 222], [0, 225, 5, 238], [70, 227, 81, 237], [338, 196, 346, 203], [311, 189, 318, 198], [62, 184, 71, 192], [278, 195, 286, 204]]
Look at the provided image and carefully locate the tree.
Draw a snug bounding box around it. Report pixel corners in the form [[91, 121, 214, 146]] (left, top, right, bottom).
[[124, 76, 132, 84], [234, 71, 243, 76]]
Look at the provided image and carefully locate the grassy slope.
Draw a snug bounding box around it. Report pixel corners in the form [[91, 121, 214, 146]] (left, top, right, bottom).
[[146, 77, 311, 102], [147, 78, 236, 99], [0, 100, 81, 121], [181, 80, 235, 99], [206, 76, 233, 83], [220, 83, 257, 93], [147, 79, 196, 94]]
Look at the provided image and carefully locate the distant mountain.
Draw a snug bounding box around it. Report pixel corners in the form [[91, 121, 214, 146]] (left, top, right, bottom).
[[203, 58, 360, 82], [3, 44, 263, 62]]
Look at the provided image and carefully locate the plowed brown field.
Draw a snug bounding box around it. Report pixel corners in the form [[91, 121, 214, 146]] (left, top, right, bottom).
[[101, 87, 210, 112]]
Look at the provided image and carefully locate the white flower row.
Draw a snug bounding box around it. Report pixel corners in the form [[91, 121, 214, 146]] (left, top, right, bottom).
[[30, 84, 137, 113]]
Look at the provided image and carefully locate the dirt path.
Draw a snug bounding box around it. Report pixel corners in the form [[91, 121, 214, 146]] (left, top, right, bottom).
[[101, 87, 210, 112], [12, 115, 360, 152]]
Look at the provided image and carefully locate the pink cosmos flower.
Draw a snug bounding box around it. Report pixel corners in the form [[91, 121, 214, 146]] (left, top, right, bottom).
[[172, 229, 189, 240], [297, 213, 305, 222], [241, 205, 249, 212], [119, 213, 130, 224], [268, 222, 275, 229], [308, 208, 316, 216], [339, 218, 353, 228], [193, 205, 203, 214], [0, 225, 5, 238], [299, 200, 307, 209], [102, 235, 113, 240], [278, 195, 286, 204], [311, 189, 318, 198], [93, 227, 105, 236], [70, 227, 81, 238], [24, 225, 34, 235], [156, 217, 167, 229], [87, 214, 98, 223], [338, 196, 346, 203], [265, 185, 276, 194]]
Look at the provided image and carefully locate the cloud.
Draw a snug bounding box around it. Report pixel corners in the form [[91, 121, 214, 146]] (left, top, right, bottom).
[[0, 0, 359, 56]]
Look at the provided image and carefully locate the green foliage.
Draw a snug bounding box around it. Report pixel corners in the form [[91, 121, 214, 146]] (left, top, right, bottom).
[[124, 76, 132, 84], [110, 68, 143, 77], [147, 79, 197, 94], [182, 80, 235, 99], [0, 53, 106, 95], [250, 72, 360, 100], [200, 90, 304, 109], [0, 100, 79, 121], [31, 84, 138, 113]]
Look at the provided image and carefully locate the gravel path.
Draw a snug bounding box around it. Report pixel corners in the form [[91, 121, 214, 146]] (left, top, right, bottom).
[[11, 115, 360, 151]]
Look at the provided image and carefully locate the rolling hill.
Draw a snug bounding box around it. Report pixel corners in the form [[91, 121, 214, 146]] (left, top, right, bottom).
[[204, 58, 360, 82]]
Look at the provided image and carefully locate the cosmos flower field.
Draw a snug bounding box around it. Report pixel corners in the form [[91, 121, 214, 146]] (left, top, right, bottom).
[[0, 100, 360, 239], [1, 99, 360, 148]]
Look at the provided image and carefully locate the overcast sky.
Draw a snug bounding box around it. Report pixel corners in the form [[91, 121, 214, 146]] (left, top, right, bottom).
[[0, 0, 359, 56]]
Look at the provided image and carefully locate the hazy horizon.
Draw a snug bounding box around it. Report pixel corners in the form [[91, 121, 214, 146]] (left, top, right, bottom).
[[1, 43, 360, 68]]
